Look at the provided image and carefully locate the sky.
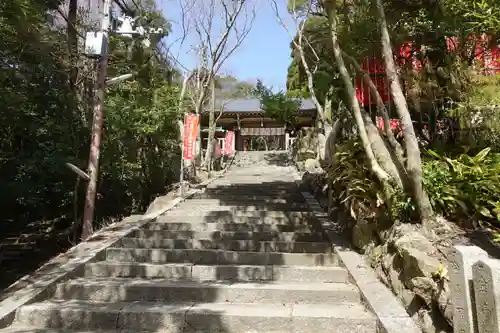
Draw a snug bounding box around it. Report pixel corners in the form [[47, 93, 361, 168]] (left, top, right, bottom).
[[159, 0, 296, 91]]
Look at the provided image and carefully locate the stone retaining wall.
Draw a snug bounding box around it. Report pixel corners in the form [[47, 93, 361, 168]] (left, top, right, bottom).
[[301, 169, 500, 333], [292, 123, 500, 333], [299, 171, 453, 333]]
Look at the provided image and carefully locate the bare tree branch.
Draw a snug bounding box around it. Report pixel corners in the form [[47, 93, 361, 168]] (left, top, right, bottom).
[[173, 0, 256, 169], [175, 0, 256, 114], [269, 0, 326, 122]]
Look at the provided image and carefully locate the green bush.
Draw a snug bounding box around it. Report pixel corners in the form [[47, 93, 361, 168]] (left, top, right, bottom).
[[328, 141, 500, 226], [0, 1, 180, 233], [326, 139, 382, 220], [423, 148, 500, 223]]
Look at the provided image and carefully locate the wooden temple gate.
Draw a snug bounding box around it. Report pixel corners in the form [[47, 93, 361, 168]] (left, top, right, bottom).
[[200, 99, 317, 153]]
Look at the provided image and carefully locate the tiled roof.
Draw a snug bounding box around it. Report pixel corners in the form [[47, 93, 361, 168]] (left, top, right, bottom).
[[211, 98, 316, 113]]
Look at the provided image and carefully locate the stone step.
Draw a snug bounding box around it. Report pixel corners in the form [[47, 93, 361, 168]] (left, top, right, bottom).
[[54, 278, 360, 304], [117, 238, 330, 253], [0, 242, 37, 249], [200, 186, 300, 191], [209, 183, 295, 188], [196, 192, 303, 197], [130, 230, 327, 242], [0, 327, 147, 333], [142, 221, 320, 233], [204, 188, 297, 194], [178, 200, 309, 209], [193, 194, 305, 201], [84, 263, 350, 283], [105, 248, 340, 266], [161, 209, 312, 218], [184, 198, 299, 205], [171, 203, 310, 211], [15, 300, 376, 332], [154, 215, 316, 226], [211, 175, 290, 178], [211, 175, 292, 180]]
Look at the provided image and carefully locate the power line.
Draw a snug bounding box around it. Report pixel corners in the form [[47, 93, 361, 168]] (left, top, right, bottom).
[[112, 0, 133, 15]]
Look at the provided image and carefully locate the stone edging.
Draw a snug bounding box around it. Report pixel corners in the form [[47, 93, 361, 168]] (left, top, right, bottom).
[[288, 166, 422, 333], [0, 167, 229, 328]]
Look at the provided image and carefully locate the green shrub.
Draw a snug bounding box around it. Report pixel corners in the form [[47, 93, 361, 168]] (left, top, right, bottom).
[[423, 148, 500, 223], [327, 139, 382, 220]]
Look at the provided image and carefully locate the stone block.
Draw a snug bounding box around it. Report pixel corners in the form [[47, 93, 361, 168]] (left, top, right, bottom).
[[448, 245, 488, 333], [53, 278, 361, 304], [472, 258, 500, 333], [393, 232, 441, 281], [408, 276, 437, 308]]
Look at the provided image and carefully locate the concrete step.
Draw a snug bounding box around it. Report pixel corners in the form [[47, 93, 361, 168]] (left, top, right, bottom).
[[84, 263, 350, 283], [54, 278, 360, 304], [117, 238, 330, 253], [177, 201, 309, 210], [210, 177, 293, 182], [153, 215, 316, 226], [170, 203, 310, 211], [142, 222, 320, 233], [161, 209, 312, 218], [203, 188, 298, 194], [157, 214, 315, 224], [193, 194, 305, 201], [210, 174, 292, 179], [0, 327, 149, 333], [184, 198, 300, 205], [209, 180, 292, 184], [198, 187, 301, 192], [105, 248, 340, 266], [130, 230, 327, 242], [15, 300, 376, 332]]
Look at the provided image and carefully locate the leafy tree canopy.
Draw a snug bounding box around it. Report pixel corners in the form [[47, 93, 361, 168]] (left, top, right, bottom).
[[255, 80, 300, 128]]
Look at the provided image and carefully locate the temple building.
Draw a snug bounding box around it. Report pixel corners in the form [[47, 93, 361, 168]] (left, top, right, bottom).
[[200, 98, 317, 152]]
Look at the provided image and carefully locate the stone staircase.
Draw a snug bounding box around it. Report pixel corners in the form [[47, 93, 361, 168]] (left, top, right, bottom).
[[0, 219, 72, 291], [0, 151, 378, 332]]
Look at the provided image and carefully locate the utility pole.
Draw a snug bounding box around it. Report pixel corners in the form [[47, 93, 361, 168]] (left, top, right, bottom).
[[81, 1, 163, 240], [81, 0, 112, 241]]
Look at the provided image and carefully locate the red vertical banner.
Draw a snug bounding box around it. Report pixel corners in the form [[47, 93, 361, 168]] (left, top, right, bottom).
[[223, 131, 235, 156], [183, 114, 199, 160]]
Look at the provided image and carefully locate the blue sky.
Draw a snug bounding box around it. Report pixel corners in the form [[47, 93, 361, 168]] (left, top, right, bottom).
[[160, 0, 295, 91]]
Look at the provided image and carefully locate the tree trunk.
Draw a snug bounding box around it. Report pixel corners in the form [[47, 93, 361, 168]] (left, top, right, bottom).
[[203, 79, 216, 176], [177, 76, 189, 196], [324, 1, 391, 186], [318, 90, 338, 165], [68, 0, 78, 96], [293, 20, 340, 164], [374, 0, 434, 226], [296, 27, 326, 122], [322, 119, 341, 168], [362, 111, 404, 188], [342, 50, 405, 162], [192, 85, 209, 176]]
